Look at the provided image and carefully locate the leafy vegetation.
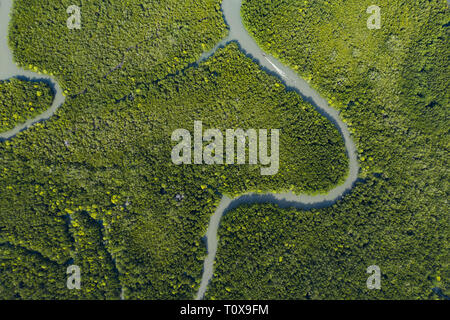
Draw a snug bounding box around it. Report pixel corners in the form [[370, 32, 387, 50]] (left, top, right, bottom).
[[3, 0, 447, 301], [0, 39, 348, 299], [1, 0, 226, 299], [0, 78, 53, 132], [9, 0, 227, 92], [0, 243, 72, 299], [205, 0, 449, 299]]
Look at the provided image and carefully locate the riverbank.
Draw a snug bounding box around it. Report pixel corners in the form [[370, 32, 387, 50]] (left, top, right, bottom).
[[0, 0, 65, 141], [195, 0, 359, 300]]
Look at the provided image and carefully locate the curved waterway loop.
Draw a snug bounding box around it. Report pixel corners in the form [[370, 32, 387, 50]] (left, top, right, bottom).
[[0, 0, 359, 301], [195, 0, 359, 300], [0, 0, 65, 141]]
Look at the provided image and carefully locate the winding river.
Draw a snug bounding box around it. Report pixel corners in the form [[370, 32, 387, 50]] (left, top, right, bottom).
[[194, 0, 359, 300], [0, 0, 65, 141], [0, 0, 359, 300]]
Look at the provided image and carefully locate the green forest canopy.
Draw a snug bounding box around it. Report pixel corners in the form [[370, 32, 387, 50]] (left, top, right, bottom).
[[0, 0, 448, 300], [0, 79, 52, 132], [0, 37, 348, 298], [205, 0, 449, 299]]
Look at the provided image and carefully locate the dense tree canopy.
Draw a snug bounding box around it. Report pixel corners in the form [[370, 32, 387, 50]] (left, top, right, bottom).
[[206, 0, 449, 299], [1, 0, 447, 300], [0, 79, 52, 132], [1, 39, 348, 298]]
